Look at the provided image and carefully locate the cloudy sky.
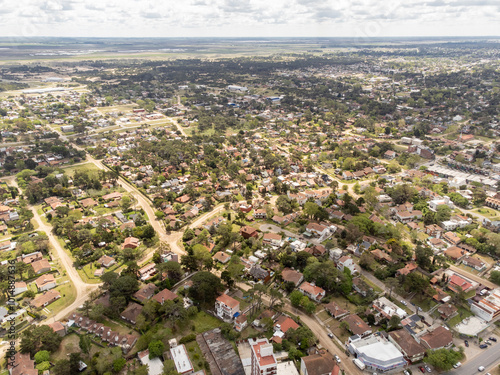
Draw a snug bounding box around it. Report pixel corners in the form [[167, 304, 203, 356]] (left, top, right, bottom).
[[0, 0, 499, 38]]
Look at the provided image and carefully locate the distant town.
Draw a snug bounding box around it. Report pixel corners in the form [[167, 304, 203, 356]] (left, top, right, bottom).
[[0, 37, 500, 375]]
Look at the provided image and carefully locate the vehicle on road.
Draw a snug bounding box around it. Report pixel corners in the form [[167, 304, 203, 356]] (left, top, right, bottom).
[[453, 362, 461, 369], [334, 354, 341, 363], [404, 371, 410, 375], [489, 337, 497, 342], [328, 333, 334, 338], [401, 300, 407, 306], [464, 340, 469, 347], [479, 344, 488, 349], [478, 366, 485, 372], [424, 365, 431, 373], [418, 366, 425, 373]]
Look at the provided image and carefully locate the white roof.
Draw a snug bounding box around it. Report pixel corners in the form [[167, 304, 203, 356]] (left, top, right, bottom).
[[354, 338, 403, 362], [170, 344, 193, 374], [138, 352, 163, 375]]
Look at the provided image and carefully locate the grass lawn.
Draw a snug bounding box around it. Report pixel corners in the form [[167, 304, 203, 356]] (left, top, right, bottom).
[[316, 309, 331, 323], [103, 318, 136, 335], [78, 263, 105, 284], [448, 307, 473, 327], [61, 162, 100, 177], [185, 340, 208, 372], [240, 325, 261, 340], [411, 296, 437, 312], [191, 311, 221, 334], [45, 279, 77, 316], [471, 207, 500, 219]]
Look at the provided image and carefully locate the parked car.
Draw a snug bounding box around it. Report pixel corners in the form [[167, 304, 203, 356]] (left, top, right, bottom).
[[478, 366, 485, 372], [453, 362, 462, 369], [479, 344, 488, 349], [334, 355, 341, 363], [489, 337, 497, 342], [328, 333, 334, 338], [404, 371, 410, 375], [401, 300, 407, 306], [464, 340, 469, 347], [425, 365, 431, 373], [485, 340, 492, 345], [418, 366, 425, 373]]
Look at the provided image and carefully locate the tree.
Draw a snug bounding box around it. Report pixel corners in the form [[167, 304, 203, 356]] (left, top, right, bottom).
[[415, 245, 433, 271], [436, 205, 451, 222], [404, 273, 429, 295], [490, 270, 500, 285], [34, 350, 50, 363], [79, 334, 91, 356], [188, 271, 223, 305], [425, 348, 464, 371], [20, 325, 63, 356], [389, 315, 401, 329], [52, 359, 71, 375], [148, 340, 165, 359], [340, 321, 350, 333], [289, 290, 303, 307]]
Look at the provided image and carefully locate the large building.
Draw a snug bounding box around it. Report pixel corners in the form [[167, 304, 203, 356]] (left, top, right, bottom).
[[215, 294, 240, 321], [347, 335, 406, 372], [170, 344, 194, 374], [250, 338, 277, 375], [471, 289, 500, 322]]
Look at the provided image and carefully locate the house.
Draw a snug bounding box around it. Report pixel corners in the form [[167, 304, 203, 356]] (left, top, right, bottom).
[[102, 192, 122, 201], [122, 236, 140, 249], [121, 303, 143, 325], [342, 314, 372, 337], [80, 197, 98, 208], [133, 283, 157, 303], [234, 314, 248, 332], [263, 232, 282, 246], [425, 224, 442, 238], [298, 282, 325, 302], [448, 274, 473, 293], [437, 304, 458, 320], [462, 256, 486, 271], [152, 288, 178, 305], [215, 294, 240, 321], [281, 268, 304, 286], [347, 335, 406, 373], [48, 321, 67, 337], [31, 290, 61, 308], [274, 315, 299, 336], [13, 281, 28, 296], [240, 226, 258, 239], [428, 196, 453, 211], [372, 297, 407, 321], [342, 171, 354, 180], [31, 259, 51, 274], [384, 150, 396, 160], [213, 251, 231, 264], [249, 265, 271, 283], [306, 223, 330, 237], [170, 344, 194, 375], [35, 274, 57, 292], [138, 349, 164, 375], [8, 352, 37, 375], [396, 263, 418, 276], [388, 329, 426, 363], [370, 249, 393, 263], [337, 256, 357, 274], [443, 231, 461, 245], [420, 326, 453, 350], [352, 277, 373, 298], [138, 263, 156, 281], [444, 246, 468, 262], [324, 301, 349, 319], [300, 352, 337, 375], [98, 255, 116, 268]]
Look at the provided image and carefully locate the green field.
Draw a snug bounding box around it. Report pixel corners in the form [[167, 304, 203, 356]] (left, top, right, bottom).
[[61, 162, 100, 177]]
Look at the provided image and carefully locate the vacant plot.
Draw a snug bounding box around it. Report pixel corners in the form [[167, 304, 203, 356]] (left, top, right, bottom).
[[61, 162, 100, 177], [472, 208, 500, 219]]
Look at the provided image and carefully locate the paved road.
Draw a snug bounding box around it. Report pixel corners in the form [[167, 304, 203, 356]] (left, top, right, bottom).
[[443, 341, 500, 375], [4, 176, 100, 322]]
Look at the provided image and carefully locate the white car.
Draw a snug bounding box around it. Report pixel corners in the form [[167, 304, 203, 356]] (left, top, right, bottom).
[[334, 355, 341, 363], [478, 366, 485, 372], [453, 362, 461, 369], [401, 300, 407, 306]]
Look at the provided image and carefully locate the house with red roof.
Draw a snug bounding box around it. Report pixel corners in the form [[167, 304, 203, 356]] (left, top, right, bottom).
[[298, 281, 325, 302], [215, 294, 240, 321]]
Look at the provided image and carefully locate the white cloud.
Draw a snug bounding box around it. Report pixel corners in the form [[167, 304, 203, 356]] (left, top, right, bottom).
[[0, 0, 497, 37]]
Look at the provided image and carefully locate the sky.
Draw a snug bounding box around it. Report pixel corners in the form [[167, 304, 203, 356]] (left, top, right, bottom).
[[0, 0, 499, 38]]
